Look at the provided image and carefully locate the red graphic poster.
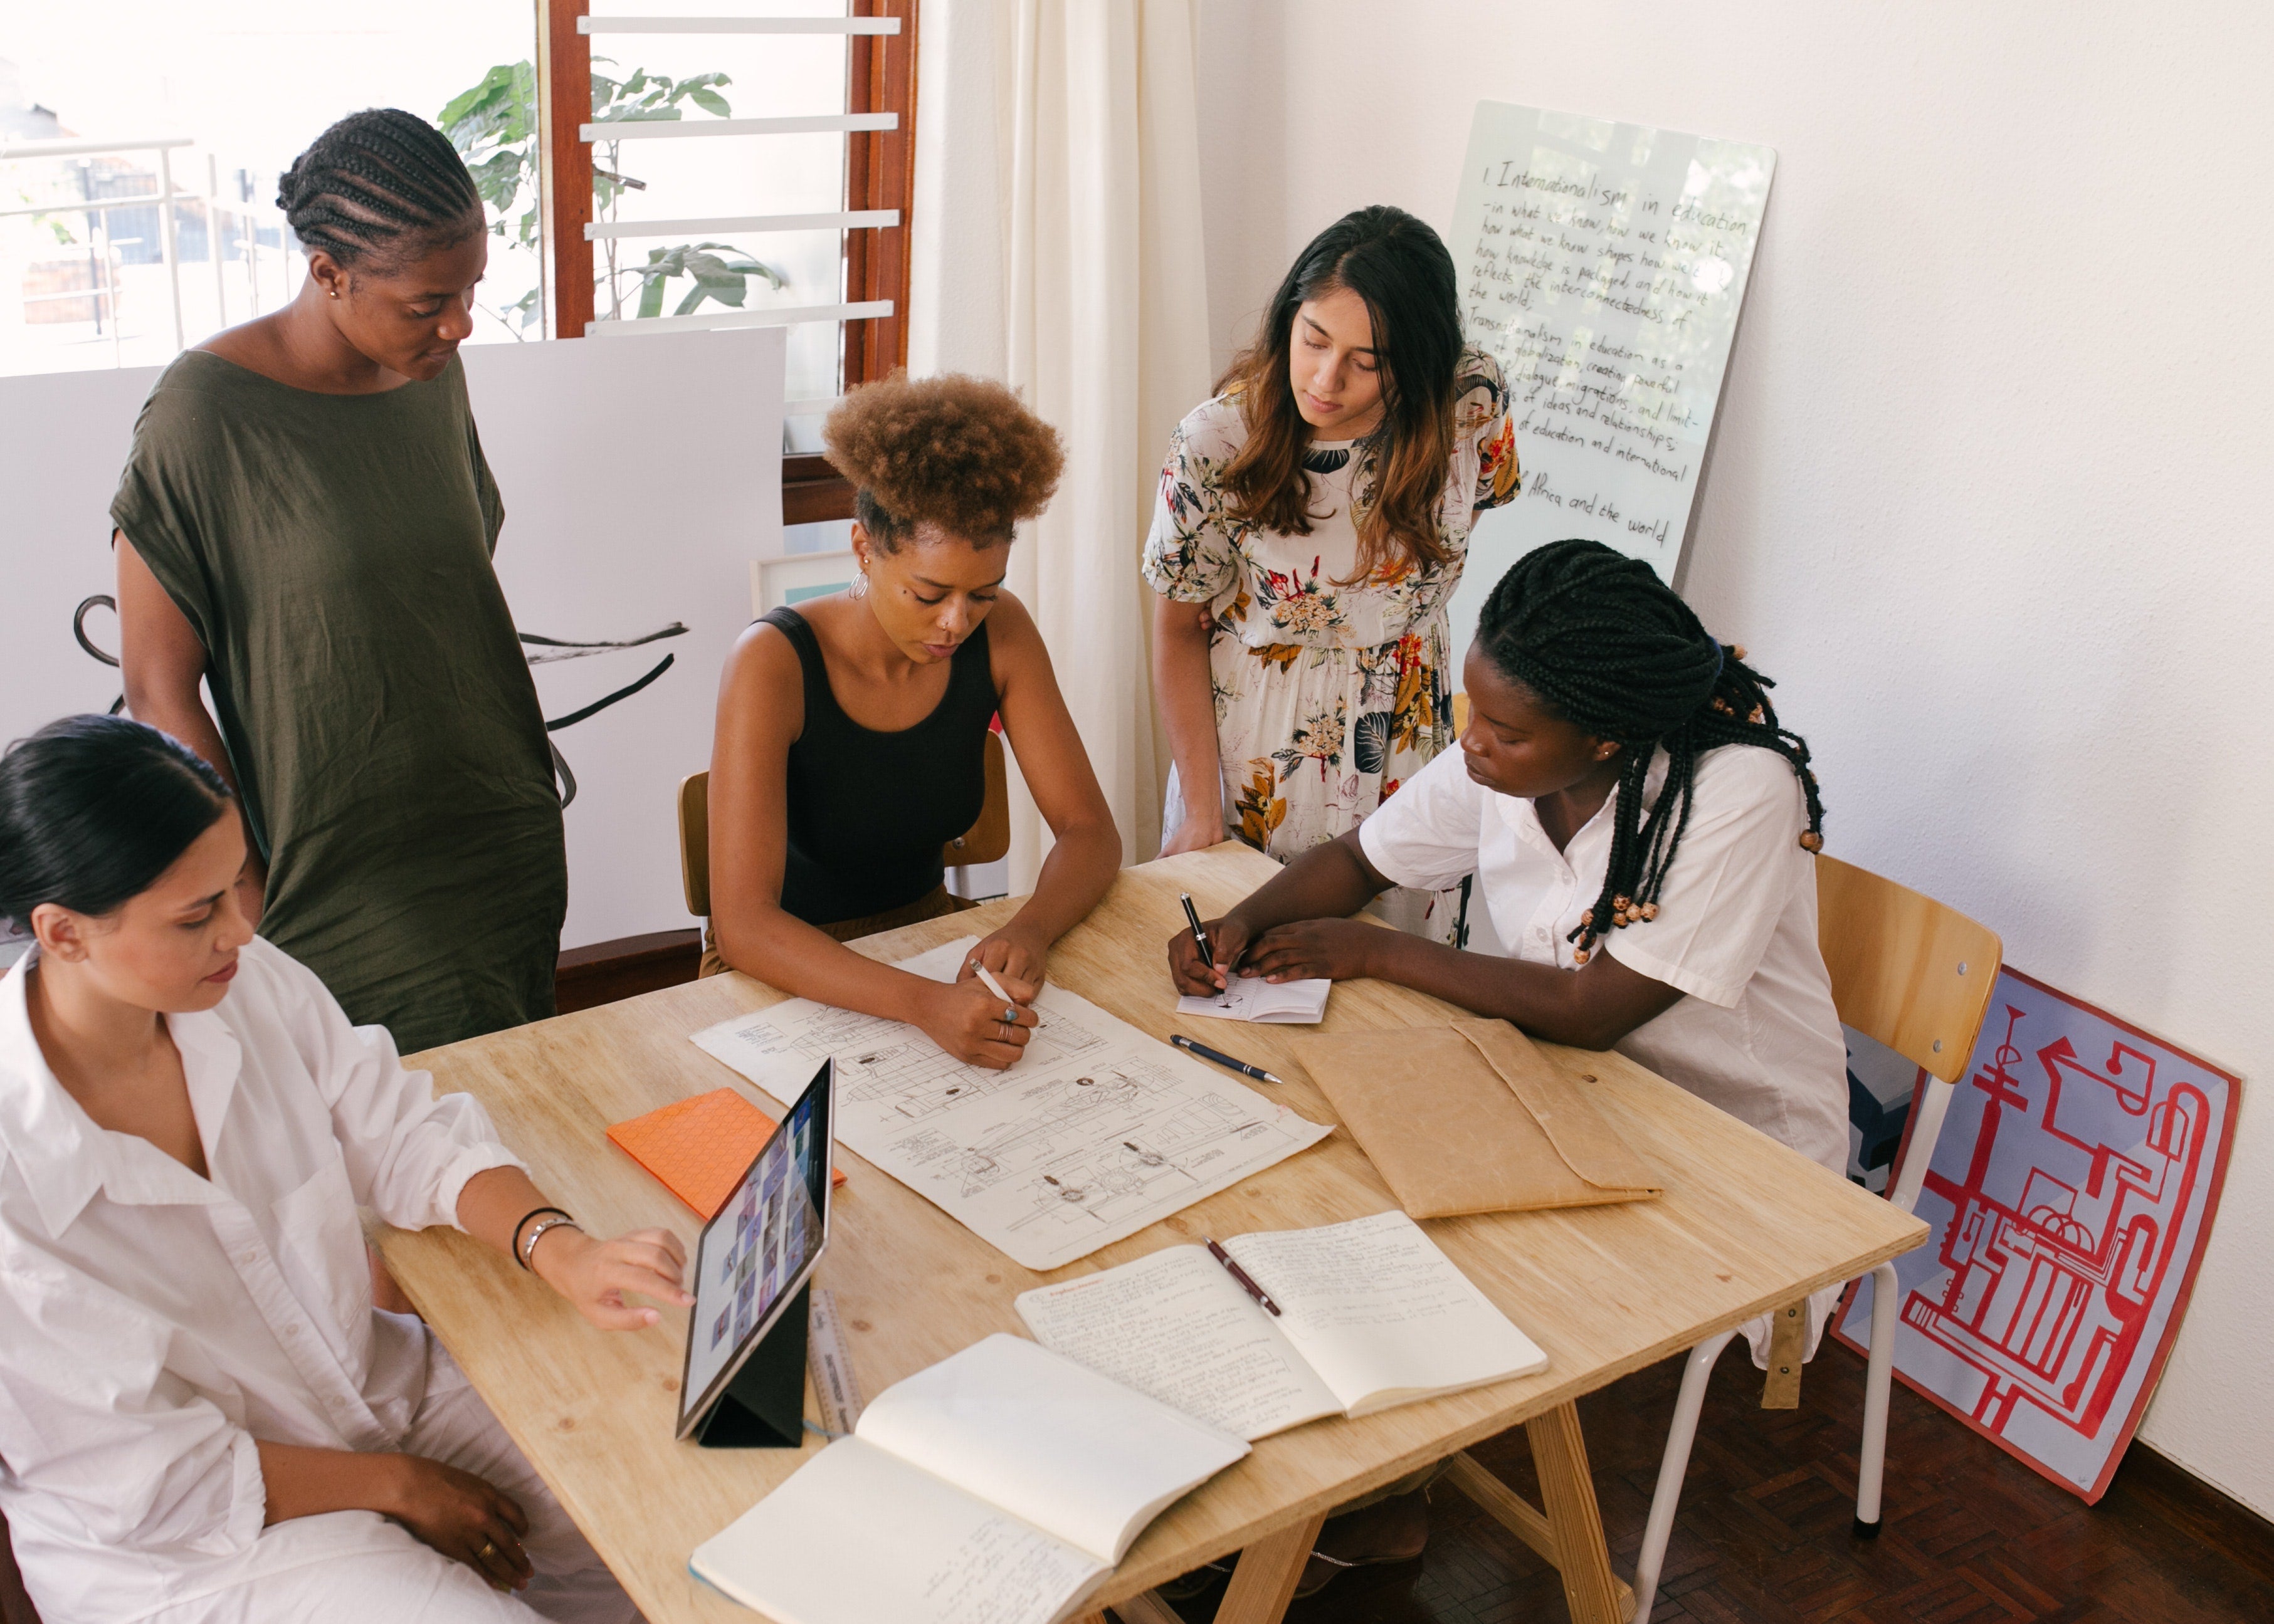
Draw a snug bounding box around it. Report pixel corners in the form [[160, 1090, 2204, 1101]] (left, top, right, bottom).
[[1832, 967, 2239, 1502]]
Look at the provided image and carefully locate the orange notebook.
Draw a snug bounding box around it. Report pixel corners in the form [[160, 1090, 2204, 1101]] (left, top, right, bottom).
[[607, 1088, 845, 1220]]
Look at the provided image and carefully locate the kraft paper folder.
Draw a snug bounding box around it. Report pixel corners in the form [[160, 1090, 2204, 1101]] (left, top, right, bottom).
[[608, 1088, 845, 1220], [1288, 1018, 1661, 1218]]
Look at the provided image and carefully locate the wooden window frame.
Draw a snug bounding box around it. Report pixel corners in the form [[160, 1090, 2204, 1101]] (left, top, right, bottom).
[[537, 0, 919, 526]]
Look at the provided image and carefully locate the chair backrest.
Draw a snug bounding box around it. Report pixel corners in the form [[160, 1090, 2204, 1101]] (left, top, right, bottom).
[[678, 770, 712, 917], [1814, 853, 2002, 1084], [945, 730, 1011, 867], [676, 730, 1010, 918]]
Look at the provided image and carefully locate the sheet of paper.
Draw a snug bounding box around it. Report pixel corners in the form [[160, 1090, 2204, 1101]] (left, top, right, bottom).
[[856, 1334, 1247, 1564], [1225, 1211, 1549, 1415], [1017, 1246, 1342, 1440], [691, 953, 1334, 1270], [1175, 973, 1330, 1025], [690, 1436, 1102, 1624]]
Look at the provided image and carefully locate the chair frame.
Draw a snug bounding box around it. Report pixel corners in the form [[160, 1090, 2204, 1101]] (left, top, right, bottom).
[[1617, 854, 2001, 1619]]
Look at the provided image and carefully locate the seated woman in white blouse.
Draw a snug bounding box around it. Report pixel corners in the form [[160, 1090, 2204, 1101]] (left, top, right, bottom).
[[1167, 539, 1850, 1596], [0, 715, 693, 1624]]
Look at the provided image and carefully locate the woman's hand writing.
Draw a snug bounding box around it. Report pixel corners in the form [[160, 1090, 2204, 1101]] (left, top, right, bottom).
[[529, 1225, 692, 1331], [918, 975, 1038, 1069], [961, 926, 1049, 993], [1167, 913, 1252, 996]]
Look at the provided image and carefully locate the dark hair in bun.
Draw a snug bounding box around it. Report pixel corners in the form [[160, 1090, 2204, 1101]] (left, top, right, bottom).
[[0, 715, 233, 929]]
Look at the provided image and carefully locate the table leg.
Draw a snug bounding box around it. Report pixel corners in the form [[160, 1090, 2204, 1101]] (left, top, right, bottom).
[[1526, 1401, 1625, 1624], [1214, 1510, 1328, 1624]]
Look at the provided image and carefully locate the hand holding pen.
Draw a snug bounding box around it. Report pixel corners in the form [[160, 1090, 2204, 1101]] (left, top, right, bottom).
[[1169, 894, 1254, 997]]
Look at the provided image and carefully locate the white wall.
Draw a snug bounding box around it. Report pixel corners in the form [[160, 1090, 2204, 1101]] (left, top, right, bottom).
[[1192, 1, 2274, 1514], [0, 329, 783, 957]]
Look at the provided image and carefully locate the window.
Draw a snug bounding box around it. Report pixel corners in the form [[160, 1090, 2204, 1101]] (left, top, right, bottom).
[[0, 2, 544, 377], [538, 0, 917, 513]]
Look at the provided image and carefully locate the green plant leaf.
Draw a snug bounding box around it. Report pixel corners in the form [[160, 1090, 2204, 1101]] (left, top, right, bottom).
[[688, 86, 732, 117]]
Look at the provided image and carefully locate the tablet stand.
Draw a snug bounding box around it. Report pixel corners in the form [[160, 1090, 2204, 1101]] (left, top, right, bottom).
[[690, 1284, 810, 1449]]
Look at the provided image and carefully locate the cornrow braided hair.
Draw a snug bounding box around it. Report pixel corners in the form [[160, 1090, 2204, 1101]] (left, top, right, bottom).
[[276, 108, 482, 267], [1476, 538, 1825, 964]]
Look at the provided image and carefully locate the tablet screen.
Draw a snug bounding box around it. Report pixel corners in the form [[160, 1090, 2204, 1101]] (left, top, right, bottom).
[[678, 1062, 833, 1433]]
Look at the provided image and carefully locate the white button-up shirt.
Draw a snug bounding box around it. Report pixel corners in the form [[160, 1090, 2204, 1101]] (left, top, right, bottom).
[[1360, 742, 1850, 1175], [0, 936, 522, 1622]]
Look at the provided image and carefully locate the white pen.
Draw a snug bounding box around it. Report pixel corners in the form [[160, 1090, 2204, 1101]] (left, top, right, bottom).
[[970, 963, 1029, 1052]]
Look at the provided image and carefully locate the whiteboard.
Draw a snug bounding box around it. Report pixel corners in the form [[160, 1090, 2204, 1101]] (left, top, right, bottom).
[[0, 327, 783, 957], [1443, 103, 1774, 663]]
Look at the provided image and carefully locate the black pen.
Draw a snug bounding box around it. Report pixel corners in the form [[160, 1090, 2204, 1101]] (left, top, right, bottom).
[[1179, 892, 1216, 975], [1171, 1032, 1284, 1086], [1205, 1237, 1282, 1316]]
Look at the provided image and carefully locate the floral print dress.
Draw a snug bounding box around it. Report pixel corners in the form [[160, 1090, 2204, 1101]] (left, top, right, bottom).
[[1144, 347, 1518, 938]]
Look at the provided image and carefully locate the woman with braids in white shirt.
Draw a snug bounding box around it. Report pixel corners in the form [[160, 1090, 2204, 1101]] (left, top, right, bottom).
[[1167, 539, 1848, 1597], [0, 715, 690, 1624]]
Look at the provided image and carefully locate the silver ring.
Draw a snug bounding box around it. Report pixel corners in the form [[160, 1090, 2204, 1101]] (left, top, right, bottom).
[[1001, 1005, 1018, 1025]]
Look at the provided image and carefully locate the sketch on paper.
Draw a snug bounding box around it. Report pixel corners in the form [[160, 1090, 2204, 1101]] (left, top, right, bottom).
[[690, 942, 1332, 1272], [1832, 967, 2238, 1502]]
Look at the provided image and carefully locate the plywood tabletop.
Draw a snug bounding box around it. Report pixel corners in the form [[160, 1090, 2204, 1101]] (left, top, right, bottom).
[[377, 844, 1925, 1621]]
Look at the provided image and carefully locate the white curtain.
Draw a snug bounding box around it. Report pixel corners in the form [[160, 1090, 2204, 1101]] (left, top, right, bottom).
[[909, 0, 1213, 886]]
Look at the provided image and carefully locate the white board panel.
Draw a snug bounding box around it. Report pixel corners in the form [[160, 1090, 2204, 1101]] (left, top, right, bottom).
[[1443, 102, 1774, 662], [468, 327, 783, 950], [0, 327, 782, 960]]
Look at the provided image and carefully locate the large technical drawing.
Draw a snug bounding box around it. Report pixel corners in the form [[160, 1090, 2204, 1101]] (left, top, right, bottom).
[[692, 945, 1331, 1270], [1832, 967, 2237, 1501]]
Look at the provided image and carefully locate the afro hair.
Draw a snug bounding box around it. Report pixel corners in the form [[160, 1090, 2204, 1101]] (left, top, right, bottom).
[[822, 372, 1064, 547]]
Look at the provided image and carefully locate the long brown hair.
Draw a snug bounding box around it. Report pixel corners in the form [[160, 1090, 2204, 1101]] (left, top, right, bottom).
[[1216, 206, 1464, 583]]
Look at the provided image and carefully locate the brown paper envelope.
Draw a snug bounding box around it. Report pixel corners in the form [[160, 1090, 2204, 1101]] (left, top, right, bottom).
[[1450, 1019, 1663, 1200], [1288, 1022, 1661, 1219]]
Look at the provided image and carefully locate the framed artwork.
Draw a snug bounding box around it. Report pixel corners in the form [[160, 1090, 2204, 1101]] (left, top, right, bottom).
[[753, 552, 857, 616], [1832, 966, 2240, 1502]]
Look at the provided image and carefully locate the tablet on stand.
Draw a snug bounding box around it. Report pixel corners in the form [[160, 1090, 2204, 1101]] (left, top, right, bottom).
[[675, 1061, 836, 1448]]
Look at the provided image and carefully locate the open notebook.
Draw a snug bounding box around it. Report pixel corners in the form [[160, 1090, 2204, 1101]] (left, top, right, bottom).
[[1016, 1211, 1547, 1440], [1175, 972, 1330, 1024], [690, 1334, 1246, 1624]]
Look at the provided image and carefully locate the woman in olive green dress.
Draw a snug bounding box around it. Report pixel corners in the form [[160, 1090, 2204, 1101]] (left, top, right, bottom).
[[112, 109, 564, 1054]]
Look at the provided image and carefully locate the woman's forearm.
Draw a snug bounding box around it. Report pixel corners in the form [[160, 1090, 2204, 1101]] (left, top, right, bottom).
[[1152, 598, 1225, 833], [257, 1440, 407, 1526], [1004, 817, 1121, 949], [718, 903, 950, 1021], [1226, 832, 1389, 938]]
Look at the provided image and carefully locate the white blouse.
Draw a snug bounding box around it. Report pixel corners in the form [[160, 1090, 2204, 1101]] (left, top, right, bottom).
[[1359, 741, 1850, 1175], [0, 936, 522, 1622]]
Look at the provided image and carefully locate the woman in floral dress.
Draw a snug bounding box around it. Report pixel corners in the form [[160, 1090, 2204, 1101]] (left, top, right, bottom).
[[1147, 205, 1518, 938]]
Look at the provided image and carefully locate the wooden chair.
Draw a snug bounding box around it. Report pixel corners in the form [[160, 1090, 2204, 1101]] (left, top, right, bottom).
[[1616, 855, 2001, 1619], [678, 730, 1011, 918]]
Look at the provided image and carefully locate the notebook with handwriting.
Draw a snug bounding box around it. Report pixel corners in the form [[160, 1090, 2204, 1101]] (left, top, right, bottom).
[[689, 1333, 1246, 1624], [1016, 1210, 1547, 1441]]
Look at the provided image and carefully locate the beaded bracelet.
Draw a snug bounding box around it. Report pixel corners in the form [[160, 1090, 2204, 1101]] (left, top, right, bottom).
[[510, 1206, 574, 1272]]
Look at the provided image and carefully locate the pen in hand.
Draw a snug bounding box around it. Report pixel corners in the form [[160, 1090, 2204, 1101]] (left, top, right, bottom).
[[1205, 1237, 1282, 1317], [1179, 893, 1220, 987]]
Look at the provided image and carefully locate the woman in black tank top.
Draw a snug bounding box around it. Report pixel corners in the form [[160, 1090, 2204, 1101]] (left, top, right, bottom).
[[705, 375, 1120, 1070]]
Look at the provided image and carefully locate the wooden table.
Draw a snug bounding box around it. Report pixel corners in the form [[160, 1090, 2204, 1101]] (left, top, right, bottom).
[[379, 846, 1925, 1624]]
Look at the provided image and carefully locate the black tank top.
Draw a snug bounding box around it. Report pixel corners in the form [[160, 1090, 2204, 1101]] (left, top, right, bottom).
[[762, 606, 997, 926]]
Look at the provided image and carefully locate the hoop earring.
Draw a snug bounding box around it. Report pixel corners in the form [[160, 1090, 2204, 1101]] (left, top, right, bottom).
[[849, 569, 870, 600]]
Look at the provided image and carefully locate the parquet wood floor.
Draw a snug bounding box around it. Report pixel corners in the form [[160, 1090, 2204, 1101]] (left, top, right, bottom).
[[1155, 1340, 2274, 1624]]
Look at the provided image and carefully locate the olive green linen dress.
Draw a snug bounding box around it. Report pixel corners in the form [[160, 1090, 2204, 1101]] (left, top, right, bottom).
[[111, 350, 566, 1052]]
